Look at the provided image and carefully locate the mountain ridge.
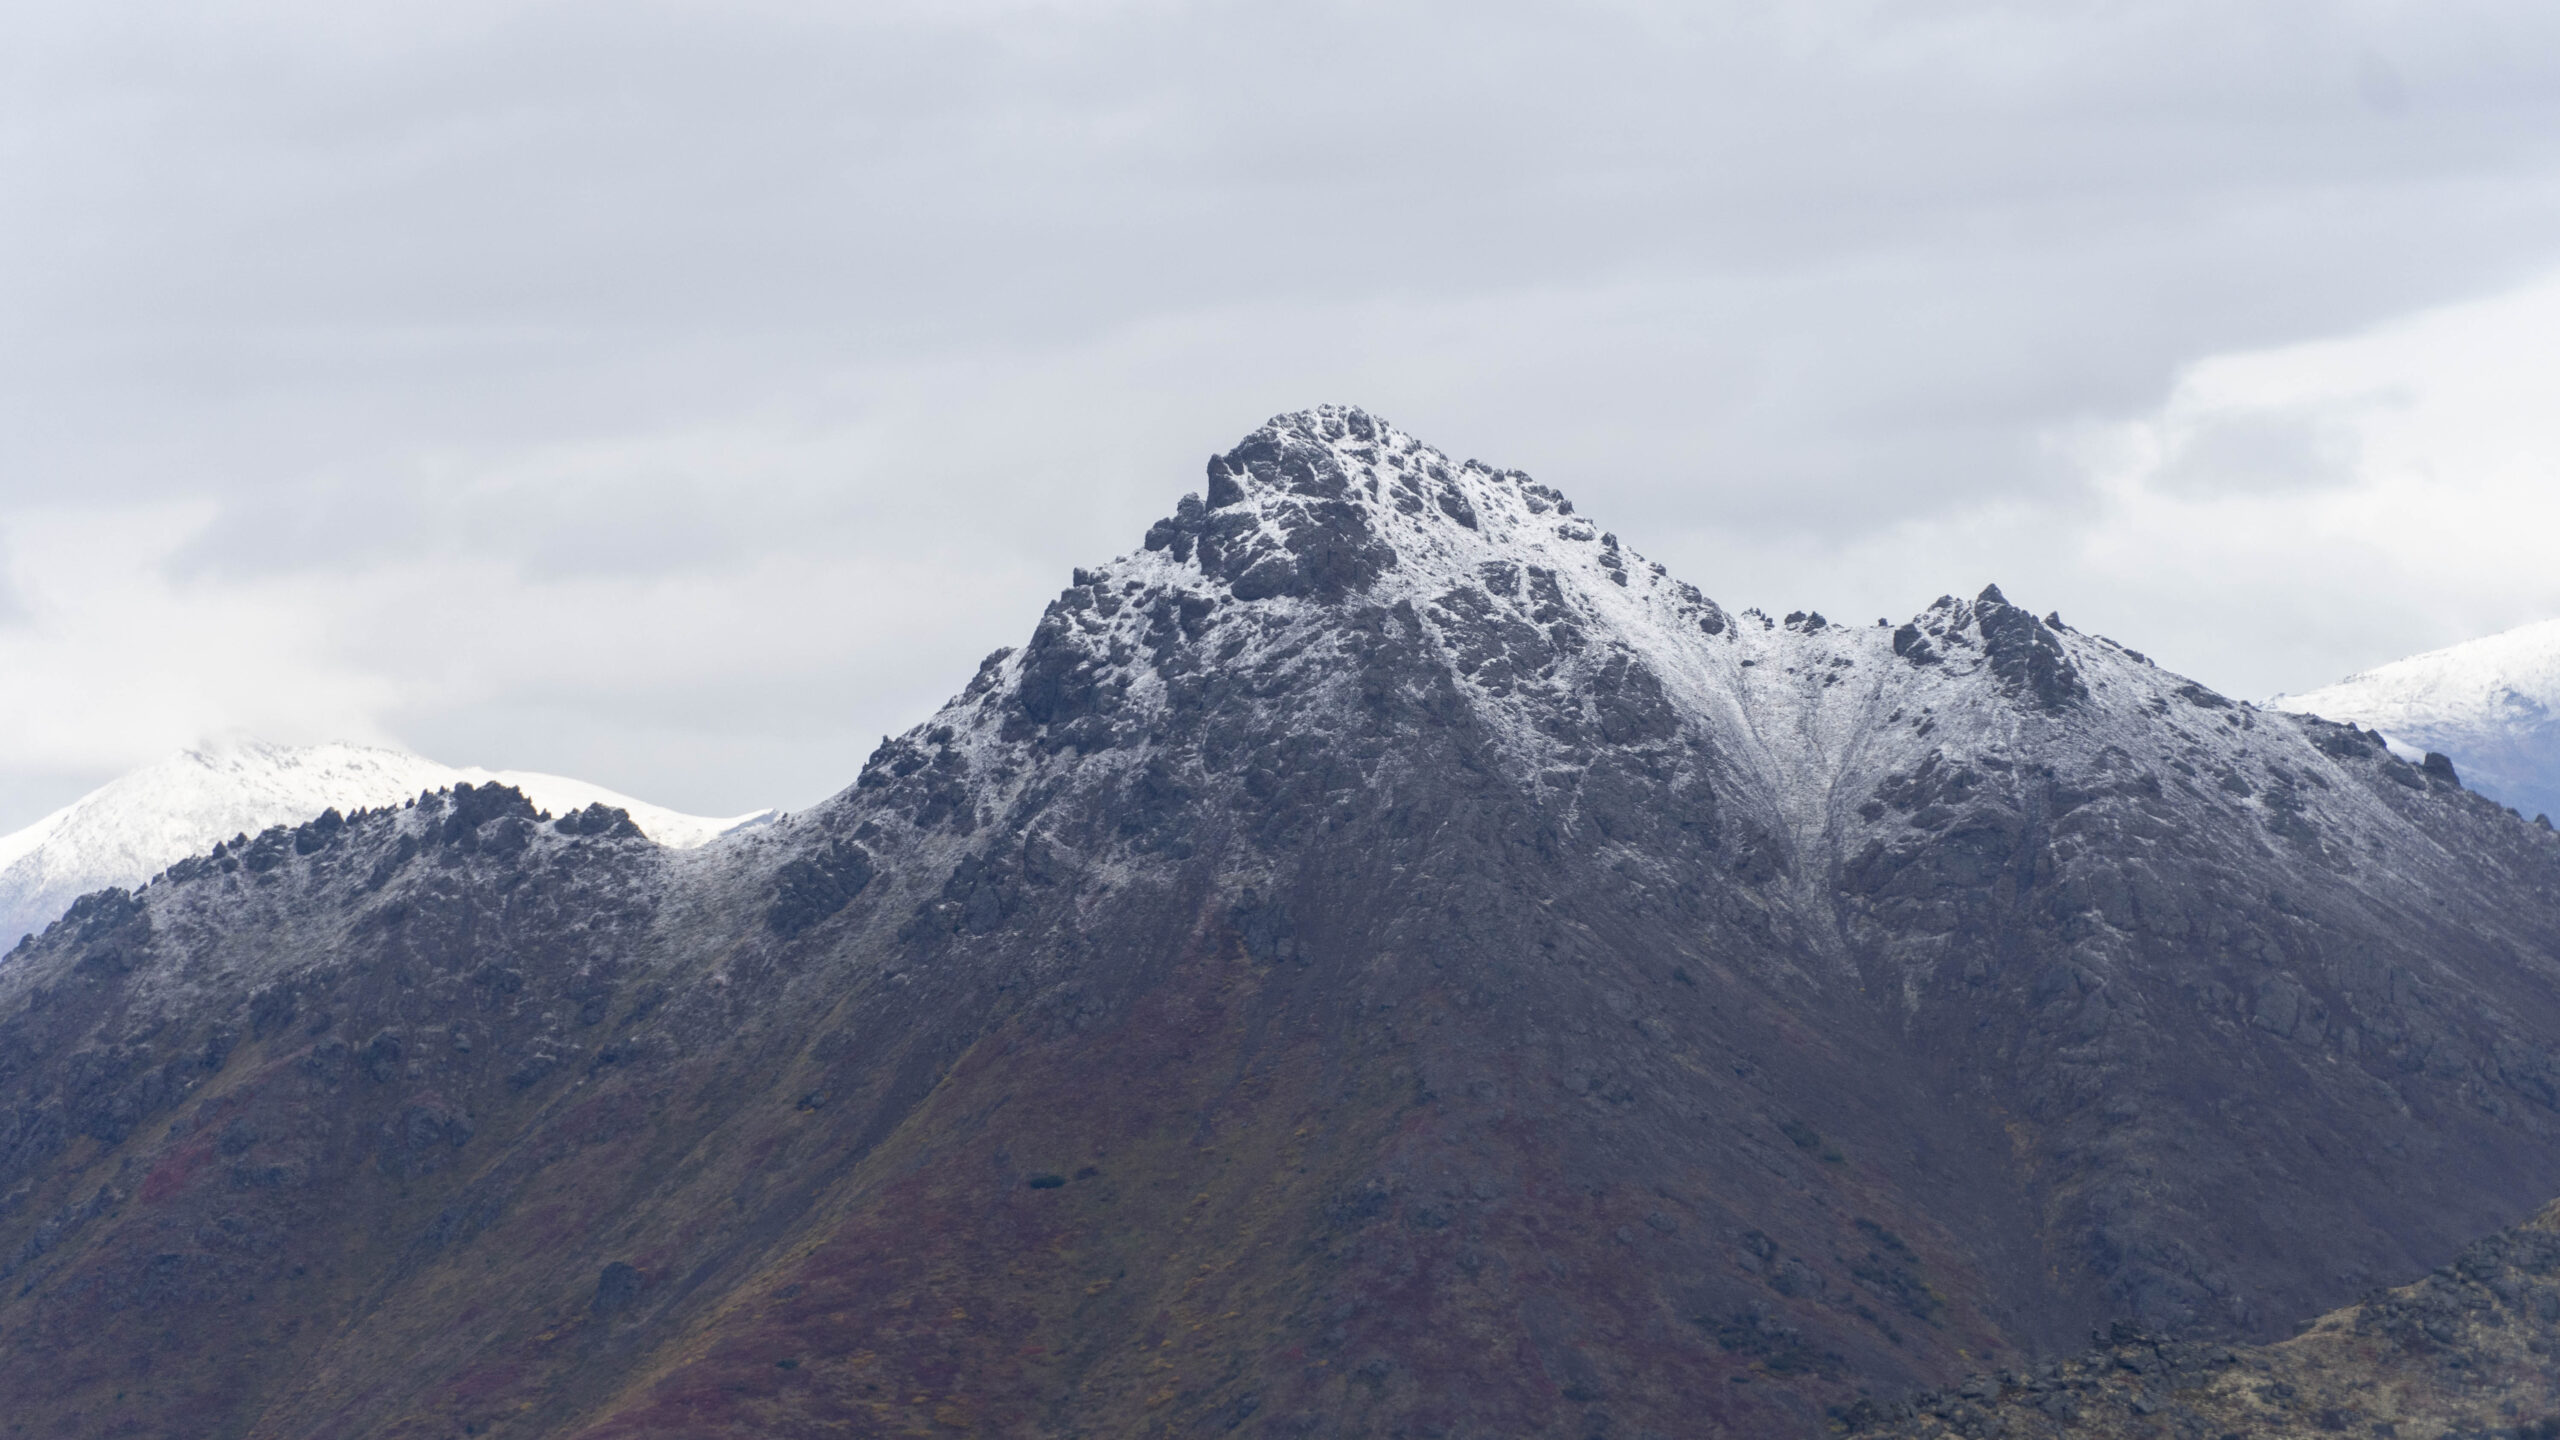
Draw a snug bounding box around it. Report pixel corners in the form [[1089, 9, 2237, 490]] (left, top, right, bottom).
[[2, 406, 2559, 1437], [2275, 616, 2560, 825], [0, 738, 777, 952]]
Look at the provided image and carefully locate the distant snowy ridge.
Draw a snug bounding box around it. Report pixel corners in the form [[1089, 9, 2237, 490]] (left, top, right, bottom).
[[0, 740, 776, 949], [2271, 617, 2560, 822]]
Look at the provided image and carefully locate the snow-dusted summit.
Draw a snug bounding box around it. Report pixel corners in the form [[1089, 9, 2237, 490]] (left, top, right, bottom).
[[2272, 617, 2560, 823], [0, 739, 775, 949]]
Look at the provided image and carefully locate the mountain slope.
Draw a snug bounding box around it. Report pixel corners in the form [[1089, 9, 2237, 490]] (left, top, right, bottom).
[[0, 739, 776, 949], [3, 408, 2560, 1438], [2274, 617, 2560, 823], [1867, 1199, 2560, 1437]]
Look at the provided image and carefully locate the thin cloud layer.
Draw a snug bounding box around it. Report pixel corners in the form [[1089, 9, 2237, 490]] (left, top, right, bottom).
[[6, 1, 2560, 826]]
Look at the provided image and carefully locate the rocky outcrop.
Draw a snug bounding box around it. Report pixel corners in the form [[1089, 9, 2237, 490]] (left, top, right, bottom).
[[1863, 1199, 2560, 1438]]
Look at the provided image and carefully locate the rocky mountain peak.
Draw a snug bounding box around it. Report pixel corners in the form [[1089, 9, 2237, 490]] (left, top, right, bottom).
[[851, 409, 2434, 940], [1140, 404, 1594, 607], [1887, 583, 2088, 710], [928, 405, 1737, 786]]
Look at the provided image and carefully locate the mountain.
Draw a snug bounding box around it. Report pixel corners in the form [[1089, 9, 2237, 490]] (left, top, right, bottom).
[[0, 739, 775, 951], [2273, 618, 2560, 824], [1864, 1200, 2560, 1437], [4, 407, 2560, 1438]]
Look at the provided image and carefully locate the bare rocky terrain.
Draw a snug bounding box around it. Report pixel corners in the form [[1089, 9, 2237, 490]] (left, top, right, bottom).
[[6, 407, 2560, 1437], [1864, 1200, 2560, 1438]]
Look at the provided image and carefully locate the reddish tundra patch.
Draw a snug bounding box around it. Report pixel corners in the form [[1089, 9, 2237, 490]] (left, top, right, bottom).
[[139, 1135, 215, 1204]]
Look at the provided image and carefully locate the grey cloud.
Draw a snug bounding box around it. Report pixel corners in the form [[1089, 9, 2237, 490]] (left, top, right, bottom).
[[2152, 404, 2376, 499], [0, 770, 106, 833], [2357, 51, 2412, 116], [0, 520, 25, 616], [14, 5, 2560, 514], [11, 1, 2560, 822]]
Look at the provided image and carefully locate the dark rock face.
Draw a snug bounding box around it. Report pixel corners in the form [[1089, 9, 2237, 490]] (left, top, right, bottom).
[[592, 1260, 645, 1317], [1151, 418, 1401, 606], [552, 801, 645, 840], [1973, 583, 2088, 709], [766, 838, 877, 937], [5, 407, 2560, 1439]]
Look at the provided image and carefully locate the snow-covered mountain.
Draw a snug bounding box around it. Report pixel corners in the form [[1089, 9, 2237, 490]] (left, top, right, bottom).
[[12, 408, 2560, 1439], [0, 739, 775, 949], [2272, 617, 2560, 823]]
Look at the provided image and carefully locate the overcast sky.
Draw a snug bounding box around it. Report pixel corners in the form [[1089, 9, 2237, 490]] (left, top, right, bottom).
[[7, 0, 2560, 828]]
